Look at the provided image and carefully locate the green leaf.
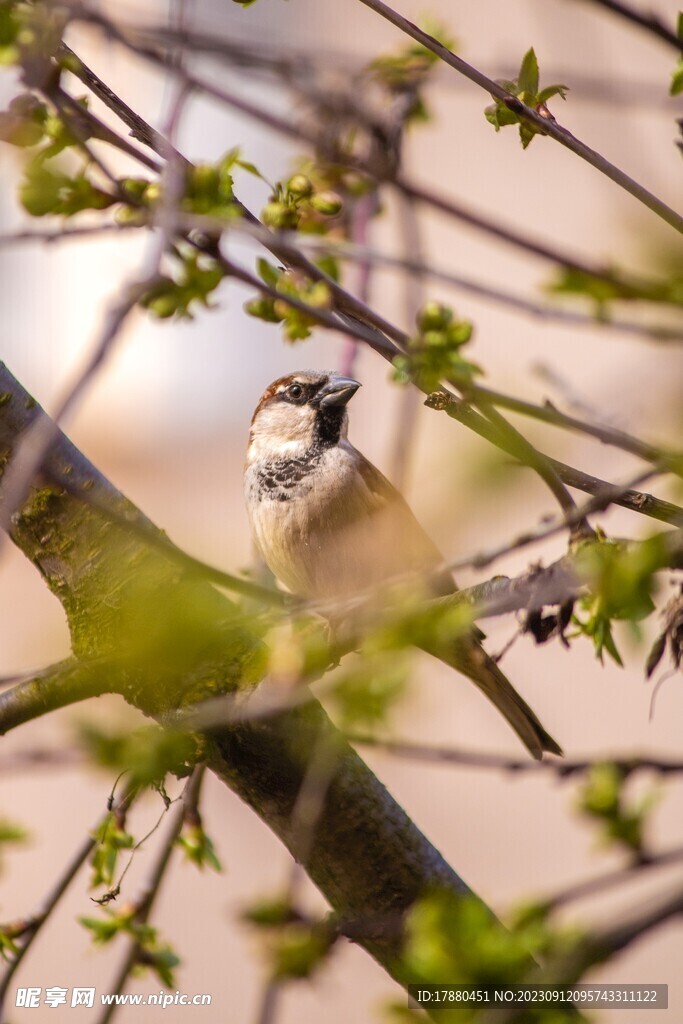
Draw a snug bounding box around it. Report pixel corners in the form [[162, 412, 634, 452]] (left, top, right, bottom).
[[0, 4, 20, 65], [368, 17, 456, 124], [177, 825, 222, 873], [671, 59, 683, 96], [329, 652, 408, 730], [538, 83, 568, 103], [146, 946, 180, 988], [578, 762, 658, 856], [0, 820, 26, 845], [19, 161, 114, 217], [243, 897, 297, 928], [518, 48, 539, 97], [90, 813, 135, 889], [235, 157, 262, 178], [80, 913, 125, 944], [0, 929, 20, 961], [484, 101, 519, 131], [19, 162, 70, 216], [271, 923, 333, 980], [256, 258, 282, 288], [314, 254, 340, 282], [0, 94, 47, 147], [79, 721, 196, 788]]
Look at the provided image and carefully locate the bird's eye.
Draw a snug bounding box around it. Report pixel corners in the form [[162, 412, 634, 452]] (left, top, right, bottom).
[[287, 383, 304, 401]]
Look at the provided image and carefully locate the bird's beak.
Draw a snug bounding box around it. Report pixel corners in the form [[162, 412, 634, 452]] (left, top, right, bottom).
[[318, 376, 361, 408]]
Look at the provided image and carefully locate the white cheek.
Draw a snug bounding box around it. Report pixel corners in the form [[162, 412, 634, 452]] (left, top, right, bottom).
[[248, 404, 314, 460]]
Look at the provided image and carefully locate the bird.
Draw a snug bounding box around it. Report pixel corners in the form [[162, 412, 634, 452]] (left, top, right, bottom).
[[244, 369, 562, 759]]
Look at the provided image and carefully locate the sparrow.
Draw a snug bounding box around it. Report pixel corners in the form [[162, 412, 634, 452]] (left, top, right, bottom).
[[244, 369, 562, 759]]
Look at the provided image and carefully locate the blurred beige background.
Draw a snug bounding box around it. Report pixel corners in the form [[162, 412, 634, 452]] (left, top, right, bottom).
[[0, 0, 682, 1020]]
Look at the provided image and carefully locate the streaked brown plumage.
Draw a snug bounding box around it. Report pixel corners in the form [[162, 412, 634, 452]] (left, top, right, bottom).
[[244, 370, 562, 759]]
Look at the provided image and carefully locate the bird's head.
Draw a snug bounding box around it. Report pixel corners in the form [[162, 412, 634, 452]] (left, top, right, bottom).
[[247, 370, 361, 461]]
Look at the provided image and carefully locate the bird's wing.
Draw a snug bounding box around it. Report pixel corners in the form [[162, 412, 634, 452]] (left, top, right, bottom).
[[339, 447, 456, 598]]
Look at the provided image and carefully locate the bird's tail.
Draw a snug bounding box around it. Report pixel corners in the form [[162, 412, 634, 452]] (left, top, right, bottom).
[[422, 636, 563, 760]]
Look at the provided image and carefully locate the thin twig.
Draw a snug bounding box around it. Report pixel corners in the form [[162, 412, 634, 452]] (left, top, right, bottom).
[[475, 396, 581, 519], [0, 223, 135, 246], [96, 790, 188, 1024], [348, 733, 683, 777], [0, 747, 85, 772], [548, 842, 683, 911], [388, 191, 426, 489], [443, 467, 659, 573], [571, 0, 683, 52], [57, 41, 172, 169], [428, 393, 683, 526]]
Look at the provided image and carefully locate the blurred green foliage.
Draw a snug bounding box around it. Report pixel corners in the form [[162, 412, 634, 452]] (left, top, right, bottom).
[[393, 301, 479, 392], [80, 908, 180, 986], [578, 762, 658, 857], [571, 534, 667, 666], [370, 17, 455, 123], [177, 823, 222, 873], [90, 812, 135, 891]]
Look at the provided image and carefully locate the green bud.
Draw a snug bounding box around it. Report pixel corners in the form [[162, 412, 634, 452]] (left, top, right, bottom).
[[114, 206, 147, 226], [190, 164, 219, 193], [309, 190, 343, 216], [417, 301, 452, 332], [340, 171, 373, 196], [287, 174, 313, 197], [273, 298, 292, 321], [119, 177, 150, 201], [244, 297, 283, 323], [262, 201, 299, 229], [447, 321, 473, 345], [422, 329, 448, 348], [147, 294, 178, 319]]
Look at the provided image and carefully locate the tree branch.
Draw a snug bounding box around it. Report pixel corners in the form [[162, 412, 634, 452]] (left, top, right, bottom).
[[0, 660, 113, 736]]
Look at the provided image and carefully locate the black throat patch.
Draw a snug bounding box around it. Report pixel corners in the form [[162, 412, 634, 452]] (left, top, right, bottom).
[[314, 406, 345, 448]]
